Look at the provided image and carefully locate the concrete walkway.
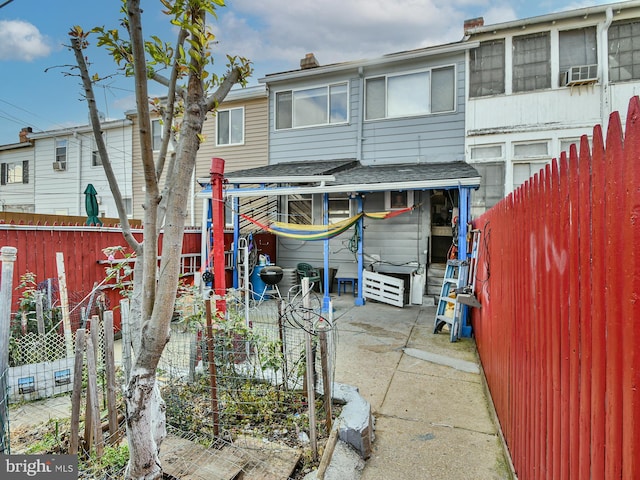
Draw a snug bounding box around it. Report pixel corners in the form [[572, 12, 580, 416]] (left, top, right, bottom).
[[329, 295, 512, 480]]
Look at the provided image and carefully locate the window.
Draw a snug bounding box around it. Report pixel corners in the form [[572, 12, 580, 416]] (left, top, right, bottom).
[[365, 66, 455, 120], [275, 83, 348, 129], [152, 119, 162, 150], [469, 40, 505, 97], [608, 20, 640, 82], [217, 107, 244, 145], [470, 144, 503, 160], [92, 150, 102, 167], [513, 141, 548, 159], [328, 193, 352, 223], [385, 190, 414, 210], [1, 161, 29, 185], [287, 193, 312, 224], [559, 137, 591, 157], [123, 198, 133, 217], [513, 32, 551, 92], [55, 139, 67, 168], [559, 28, 597, 80], [470, 163, 504, 211], [513, 162, 547, 190]]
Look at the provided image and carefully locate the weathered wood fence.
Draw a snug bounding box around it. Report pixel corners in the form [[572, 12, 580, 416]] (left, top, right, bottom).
[[472, 96, 640, 479]]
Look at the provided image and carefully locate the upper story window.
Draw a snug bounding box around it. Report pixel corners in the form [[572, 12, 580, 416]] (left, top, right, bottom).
[[559, 27, 597, 84], [1, 161, 29, 185], [92, 150, 102, 167], [513, 32, 551, 92], [152, 119, 162, 150], [469, 40, 505, 98], [608, 20, 640, 82], [217, 107, 244, 146], [55, 139, 67, 168], [365, 66, 456, 120], [275, 83, 348, 130]]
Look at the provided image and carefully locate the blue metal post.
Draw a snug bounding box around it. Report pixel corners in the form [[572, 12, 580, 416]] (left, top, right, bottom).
[[322, 193, 331, 312], [458, 186, 472, 337], [355, 194, 365, 306], [232, 192, 240, 288]]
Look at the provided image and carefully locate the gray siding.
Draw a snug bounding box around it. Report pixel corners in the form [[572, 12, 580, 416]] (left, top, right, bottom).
[[268, 55, 467, 166]]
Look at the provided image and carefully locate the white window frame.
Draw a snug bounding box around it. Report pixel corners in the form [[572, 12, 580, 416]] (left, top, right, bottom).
[[512, 32, 551, 92], [286, 193, 313, 224], [55, 138, 67, 168], [512, 140, 551, 191], [328, 193, 352, 223], [152, 119, 162, 151], [608, 20, 640, 82], [469, 144, 504, 162], [216, 107, 245, 146], [385, 190, 414, 210], [365, 65, 456, 120], [559, 137, 592, 157], [469, 39, 506, 98], [1, 161, 28, 185], [275, 82, 349, 130]]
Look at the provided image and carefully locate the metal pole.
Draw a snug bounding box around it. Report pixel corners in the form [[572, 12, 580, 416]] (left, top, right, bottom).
[[205, 299, 220, 436], [303, 278, 318, 460], [0, 246, 17, 454], [210, 158, 227, 317]]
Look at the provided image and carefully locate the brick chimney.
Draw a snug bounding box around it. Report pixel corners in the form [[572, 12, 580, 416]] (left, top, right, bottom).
[[300, 53, 320, 70], [464, 17, 484, 34], [19, 127, 33, 143]]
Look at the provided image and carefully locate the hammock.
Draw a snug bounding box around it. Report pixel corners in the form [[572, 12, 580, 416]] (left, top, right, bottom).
[[240, 205, 415, 241]]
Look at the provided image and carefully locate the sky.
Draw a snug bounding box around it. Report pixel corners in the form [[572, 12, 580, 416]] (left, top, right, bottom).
[[0, 0, 623, 145]]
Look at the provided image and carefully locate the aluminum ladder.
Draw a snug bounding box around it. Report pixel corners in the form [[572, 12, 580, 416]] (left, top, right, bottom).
[[433, 259, 468, 342]]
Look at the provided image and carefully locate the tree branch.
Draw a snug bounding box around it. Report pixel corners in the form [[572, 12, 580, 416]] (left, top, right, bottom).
[[70, 37, 141, 254]]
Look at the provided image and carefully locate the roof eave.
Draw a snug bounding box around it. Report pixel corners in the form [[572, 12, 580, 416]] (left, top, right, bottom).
[[259, 41, 479, 84], [197, 177, 481, 198]]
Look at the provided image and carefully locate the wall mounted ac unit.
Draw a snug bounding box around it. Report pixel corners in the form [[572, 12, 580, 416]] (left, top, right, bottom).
[[52, 161, 66, 171], [566, 64, 598, 86]]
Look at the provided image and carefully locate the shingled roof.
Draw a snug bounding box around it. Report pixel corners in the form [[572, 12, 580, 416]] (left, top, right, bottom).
[[200, 160, 480, 198]]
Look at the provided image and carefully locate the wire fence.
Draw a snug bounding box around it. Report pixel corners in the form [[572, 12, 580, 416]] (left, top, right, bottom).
[[4, 283, 339, 479]]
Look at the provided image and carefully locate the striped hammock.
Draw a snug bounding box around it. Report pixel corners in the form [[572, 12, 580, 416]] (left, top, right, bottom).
[[240, 205, 415, 241]]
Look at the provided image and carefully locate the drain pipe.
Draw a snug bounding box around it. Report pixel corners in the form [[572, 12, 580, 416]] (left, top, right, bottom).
[[357, 67, 364, 161], [600, 7, 613, 130]]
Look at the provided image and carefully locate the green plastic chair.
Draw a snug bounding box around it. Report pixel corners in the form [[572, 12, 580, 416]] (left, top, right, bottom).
[[296, 262, 322, 293]]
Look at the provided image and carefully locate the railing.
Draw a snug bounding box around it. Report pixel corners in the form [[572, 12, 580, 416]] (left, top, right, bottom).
[[472, 96, 640, 479]]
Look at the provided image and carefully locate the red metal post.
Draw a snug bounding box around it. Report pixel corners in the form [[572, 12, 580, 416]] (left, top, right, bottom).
[[210, 157, 227, 316]]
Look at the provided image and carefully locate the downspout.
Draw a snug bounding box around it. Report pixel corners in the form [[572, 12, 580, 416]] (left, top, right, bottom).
[[357, 67, 364, 161], [600, 7, 614, 129], [76, 133, 82, 216], [190, 169, 196, 226]]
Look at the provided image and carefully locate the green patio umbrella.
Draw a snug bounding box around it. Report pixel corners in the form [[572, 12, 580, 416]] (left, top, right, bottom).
[[84, 183, 103, 226]]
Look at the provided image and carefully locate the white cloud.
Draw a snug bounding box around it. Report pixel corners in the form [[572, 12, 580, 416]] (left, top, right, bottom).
[[0, 20, 52, 61], [215, 0, 518, 78]]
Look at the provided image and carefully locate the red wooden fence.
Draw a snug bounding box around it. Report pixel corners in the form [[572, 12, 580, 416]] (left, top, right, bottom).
[[0, 225, 202, 331], [472, 95, 640, 479]]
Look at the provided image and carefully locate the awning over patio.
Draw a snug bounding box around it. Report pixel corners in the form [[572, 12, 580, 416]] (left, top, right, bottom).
[[197, 159, 480, 197]]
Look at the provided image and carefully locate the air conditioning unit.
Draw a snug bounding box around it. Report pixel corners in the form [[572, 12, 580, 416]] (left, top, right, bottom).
[[52, 161, 66, 171], [566, 64, 598, 86]]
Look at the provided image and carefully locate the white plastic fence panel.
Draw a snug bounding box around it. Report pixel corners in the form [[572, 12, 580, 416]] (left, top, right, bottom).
[[362, 270, 405, 308]]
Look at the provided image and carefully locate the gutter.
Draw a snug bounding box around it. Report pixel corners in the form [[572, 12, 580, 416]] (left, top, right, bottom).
[[259, 41, 479, 83], [197, 177, 482, 198], [465, 0, 640, 35]]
